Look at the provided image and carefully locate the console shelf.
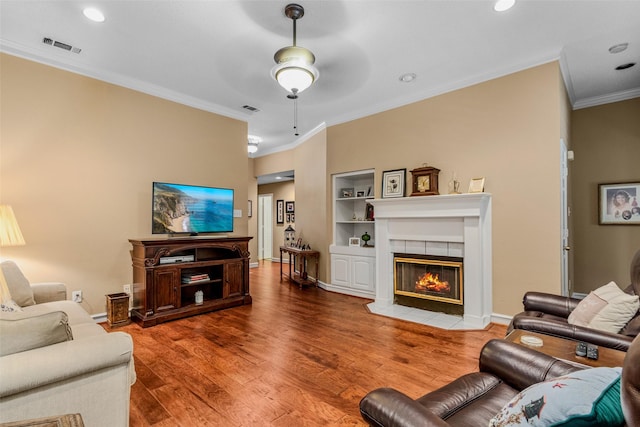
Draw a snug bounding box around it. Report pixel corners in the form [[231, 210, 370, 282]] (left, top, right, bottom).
[[129, 236, 252, 327]]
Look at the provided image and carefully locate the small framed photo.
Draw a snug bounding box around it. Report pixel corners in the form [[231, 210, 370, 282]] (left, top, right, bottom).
[[286, 201, 295, 213], [356, 191, 365, 198], [286, 213, 291, 223], [276, 199, 284, 224], [340, 188, 354, 198], [599, 182, 640, 225], [468, 177, 485, 193], [382, 169, 406, 198], [349, 237, 361, 247]]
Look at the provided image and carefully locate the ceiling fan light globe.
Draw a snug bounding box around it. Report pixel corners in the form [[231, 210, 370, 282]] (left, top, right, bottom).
[[273, 64, 317, 94]]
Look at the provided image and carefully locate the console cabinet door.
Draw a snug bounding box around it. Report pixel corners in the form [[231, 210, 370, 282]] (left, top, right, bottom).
[[331, 254, 351, 288], [224, 260, 243, 298], [351, 255, 375, 292], [153, 268, 179, 312]]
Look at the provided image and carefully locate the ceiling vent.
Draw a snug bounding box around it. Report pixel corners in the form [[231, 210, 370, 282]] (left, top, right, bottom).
[[42, 37, 82, 54], [242, 105, 260, 113]]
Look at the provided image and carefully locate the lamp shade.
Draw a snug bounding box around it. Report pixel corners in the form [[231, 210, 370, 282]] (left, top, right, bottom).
[[0, 205, 26, 246]]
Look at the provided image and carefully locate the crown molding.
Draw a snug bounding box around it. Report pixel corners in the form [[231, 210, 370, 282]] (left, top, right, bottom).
[[572, 88, 640, 110]]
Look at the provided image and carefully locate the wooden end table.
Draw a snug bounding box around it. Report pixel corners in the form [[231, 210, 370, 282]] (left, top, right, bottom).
[[279, 246, 319, 289], [505, 329, 626, 368]]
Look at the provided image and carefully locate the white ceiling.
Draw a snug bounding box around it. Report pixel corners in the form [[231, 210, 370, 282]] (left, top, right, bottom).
[[1, 0, 639, 160]]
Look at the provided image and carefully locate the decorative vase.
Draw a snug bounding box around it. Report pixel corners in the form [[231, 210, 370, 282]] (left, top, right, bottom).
[[361, 231, 371, 247]]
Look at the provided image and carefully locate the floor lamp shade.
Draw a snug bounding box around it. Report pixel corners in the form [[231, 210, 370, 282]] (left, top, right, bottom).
[[0, 205, 26, 246]]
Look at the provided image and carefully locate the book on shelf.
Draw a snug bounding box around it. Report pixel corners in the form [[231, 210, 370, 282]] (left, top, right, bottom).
[[181, 273, 210, 284]]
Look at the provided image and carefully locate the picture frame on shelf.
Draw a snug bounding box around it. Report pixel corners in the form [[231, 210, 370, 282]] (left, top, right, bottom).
[[349, 237, 361, 247], [286, 201, 295, 213], [468, 177, 485, 193], [382, 169, 406, 198], [365, 203, 374, 221], [598, 182, 640, 225], [356, 191, 365, 198], [276, 199, 284, 224], [340, 188, 354, 198]]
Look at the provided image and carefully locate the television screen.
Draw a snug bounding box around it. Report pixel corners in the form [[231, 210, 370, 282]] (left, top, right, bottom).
[[152, 182, 234, 235]]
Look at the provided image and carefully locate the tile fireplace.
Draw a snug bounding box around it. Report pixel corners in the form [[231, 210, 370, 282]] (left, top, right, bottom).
[[369, 193, 492, 329]]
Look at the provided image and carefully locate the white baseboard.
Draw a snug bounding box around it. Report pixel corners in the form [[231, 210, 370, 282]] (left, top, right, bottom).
[[92, 312, 107, 323], [490, 313, 512, 326]]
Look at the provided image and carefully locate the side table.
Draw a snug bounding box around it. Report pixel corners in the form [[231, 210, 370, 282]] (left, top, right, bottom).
[[279, 246, 319, 288], [505, 329, 626, 368]]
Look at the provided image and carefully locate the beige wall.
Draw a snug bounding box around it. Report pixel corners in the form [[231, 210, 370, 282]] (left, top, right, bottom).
[[327, 62, 566, 316], [292, 129, 328, 281], [571, 98, 640, 292], [258, 181, 295, 257], [0, 54, 249, 315]]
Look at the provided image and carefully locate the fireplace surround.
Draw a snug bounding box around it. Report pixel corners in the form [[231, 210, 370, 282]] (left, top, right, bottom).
[[369, 193, 492, 329]]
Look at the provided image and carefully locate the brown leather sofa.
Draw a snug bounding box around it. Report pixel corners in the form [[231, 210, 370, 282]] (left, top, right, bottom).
[[508, 249, 640, 352], [359, 336, 640, 426]]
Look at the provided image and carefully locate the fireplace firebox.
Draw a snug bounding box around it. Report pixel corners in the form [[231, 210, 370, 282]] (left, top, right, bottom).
[[394, 254, 463, 315]]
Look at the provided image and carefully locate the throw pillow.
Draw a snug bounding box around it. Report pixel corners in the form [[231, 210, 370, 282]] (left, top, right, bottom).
[[489, 367, 624, 427], [1, 299, 23, 312], [0, 260, 36, 307], [0, 310, 73, 356], [568, 281, 639, 334]]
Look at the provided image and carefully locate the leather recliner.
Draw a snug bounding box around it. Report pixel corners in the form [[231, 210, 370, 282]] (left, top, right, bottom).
[[508, 249, 640, 352], [359, 335, 640, 426]]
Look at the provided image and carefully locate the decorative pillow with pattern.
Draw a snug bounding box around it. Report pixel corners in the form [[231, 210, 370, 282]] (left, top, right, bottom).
[[489, 367, 624, 427]]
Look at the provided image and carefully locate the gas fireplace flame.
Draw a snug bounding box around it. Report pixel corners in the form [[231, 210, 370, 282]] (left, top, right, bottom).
[[415, 272, 450, 293]]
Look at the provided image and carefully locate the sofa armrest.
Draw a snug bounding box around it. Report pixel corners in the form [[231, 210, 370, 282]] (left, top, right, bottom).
[[509, 315, 634, 351], [479, 339, 582, 390], [0, 331, 134, 397], [360, 388, 451, 427], [522, 291, 580, 317], [31, 282, 67, 304]]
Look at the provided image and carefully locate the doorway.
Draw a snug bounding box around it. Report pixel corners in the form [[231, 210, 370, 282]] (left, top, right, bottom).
[[258, 194, 273, 261], [560, 138, 571, 296]]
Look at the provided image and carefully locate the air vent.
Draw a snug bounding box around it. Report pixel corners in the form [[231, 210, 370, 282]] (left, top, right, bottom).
[[242, 105, 260, 113], [42, 37, 82, 54]]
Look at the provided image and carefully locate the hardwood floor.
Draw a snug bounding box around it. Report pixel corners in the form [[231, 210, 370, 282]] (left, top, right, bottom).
[[116, 261, 507, 426]]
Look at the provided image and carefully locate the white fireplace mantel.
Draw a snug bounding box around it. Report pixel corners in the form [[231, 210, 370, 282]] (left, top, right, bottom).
[[369, 193, 492, 329]]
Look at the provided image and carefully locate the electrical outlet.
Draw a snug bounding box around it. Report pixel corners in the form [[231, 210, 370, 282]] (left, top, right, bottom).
[[71, 290, 82, 303], [123, 284, 131, 294]]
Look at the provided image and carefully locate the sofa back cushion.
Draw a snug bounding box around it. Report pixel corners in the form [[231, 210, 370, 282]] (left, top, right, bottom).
[[0, 261, 35, 307], [0, 310, 73, 356]]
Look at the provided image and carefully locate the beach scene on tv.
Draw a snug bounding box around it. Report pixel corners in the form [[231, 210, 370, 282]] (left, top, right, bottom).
[[152, 183, 234, 234]]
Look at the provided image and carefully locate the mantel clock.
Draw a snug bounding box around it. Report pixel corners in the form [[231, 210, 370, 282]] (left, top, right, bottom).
[[410, 166, 440, 196]]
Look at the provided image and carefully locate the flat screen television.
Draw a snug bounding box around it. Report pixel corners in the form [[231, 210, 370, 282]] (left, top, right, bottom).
[[152, 182, 234, 235]]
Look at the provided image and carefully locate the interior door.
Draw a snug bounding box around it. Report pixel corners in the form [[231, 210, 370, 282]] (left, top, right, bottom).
[[560, 139, 570, 296], [259, 194, 273, 261]]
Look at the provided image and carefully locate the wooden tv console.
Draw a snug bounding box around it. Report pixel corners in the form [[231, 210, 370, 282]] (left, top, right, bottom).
[[129, 236, 252, 327]]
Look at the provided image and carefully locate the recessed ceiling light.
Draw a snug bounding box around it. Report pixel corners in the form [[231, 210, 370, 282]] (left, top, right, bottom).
[[399, 73, 416, 83], [494, 0, 515, 12], [609, 43, 629, 54], [83, 7, 105, 23], [615, 62, 636, 71]]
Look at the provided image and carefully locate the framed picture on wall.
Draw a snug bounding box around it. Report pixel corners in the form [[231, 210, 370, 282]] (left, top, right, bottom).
[[382, 169, 406, 198], [286, 201, 295, 213], [276, 199, 284, 224], [598, 182, 640, 225]]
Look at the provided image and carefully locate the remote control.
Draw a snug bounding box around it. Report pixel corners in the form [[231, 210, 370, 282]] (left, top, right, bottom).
[[575, 342, 587, 357], [587, 344, 599, 360]]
